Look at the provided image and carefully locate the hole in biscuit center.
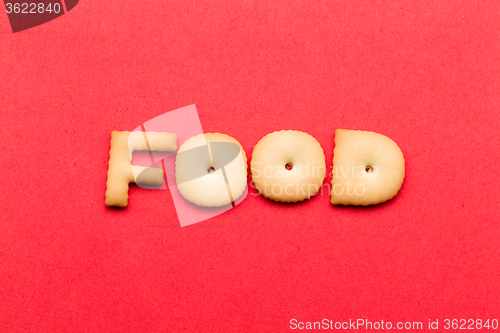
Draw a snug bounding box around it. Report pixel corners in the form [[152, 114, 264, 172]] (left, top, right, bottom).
[[285, 163, 293, 171], [365, 165, 373, 173], [207, 166, 215, 173]]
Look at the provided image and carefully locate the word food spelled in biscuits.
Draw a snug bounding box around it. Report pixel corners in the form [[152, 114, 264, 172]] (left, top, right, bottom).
[[105, 129, 405, 208]]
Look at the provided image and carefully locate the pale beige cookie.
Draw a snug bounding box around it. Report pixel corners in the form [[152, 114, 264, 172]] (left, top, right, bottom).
[[105, 131, 177, 207], [175, 133, 248, 207], [330, 129, 405, 206], [251, 130, 326, 203]]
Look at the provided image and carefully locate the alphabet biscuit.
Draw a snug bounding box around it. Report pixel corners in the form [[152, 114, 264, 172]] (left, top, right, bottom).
[[175, 133, 248, 207], [330, 129, 405, 205], [105, 131, 177, 207], [250, 130, 326, 203]]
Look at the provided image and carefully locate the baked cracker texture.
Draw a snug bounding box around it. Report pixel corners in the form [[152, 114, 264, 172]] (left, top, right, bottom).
[[105, 131, 177, 208], [251, 130, 326, 203], [175, 133, 248, 207], [330, 129, 405, 206]]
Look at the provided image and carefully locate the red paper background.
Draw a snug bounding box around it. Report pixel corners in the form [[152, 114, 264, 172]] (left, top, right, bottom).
[[1, 1, 499, 331]]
